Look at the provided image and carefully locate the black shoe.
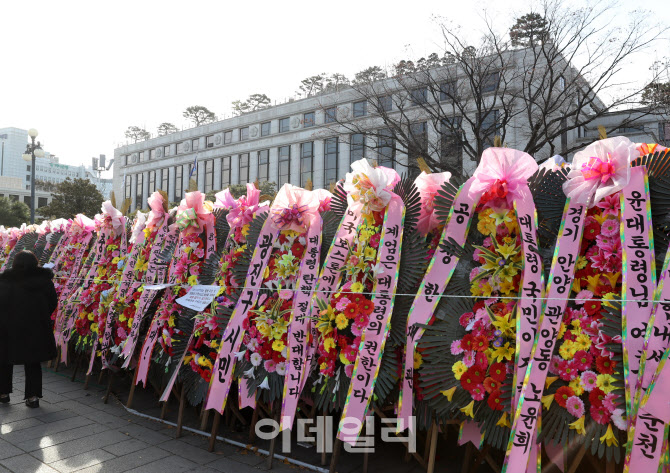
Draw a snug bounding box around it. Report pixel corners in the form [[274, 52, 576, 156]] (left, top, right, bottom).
[[0, 395, 9, 404], [25, 398, 39, 408]]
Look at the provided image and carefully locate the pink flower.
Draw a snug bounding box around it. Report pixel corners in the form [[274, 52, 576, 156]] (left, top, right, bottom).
[[573, 350, 593, 371], [470, 267, 482, 281], [597, 193, 620, 217], [558, 359, 578, 381], [459, 313, 474, 328], [336, 298, 351, 311], [279, 289, 293, 301], [566, 396, 585, 418], [344, 364, 355, 378], [590, 404, 612, 425], [575, 290, 594, 306], [351, 323, 364, 336], [451, 340, 464, 355], [589, 251, 609, 272], [549, 356, 562, 375], [603, 393, 618, 412], [580, 370, 598, 392], [462, 351, 476, 367], [600, 218, 619, 237], [264, 359, 277, 373], [470, 384, 486, 401]]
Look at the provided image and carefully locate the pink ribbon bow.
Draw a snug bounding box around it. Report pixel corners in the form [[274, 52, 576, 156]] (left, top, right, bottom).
[[146, 191, 167, 229], [344, 158, 401, 213], [469, 147, 538, 208], [176, 191, 215, 235], [215, 183, 262, 228], [72, 214, 95, 235], [101, 201, 126, 236], [270, 184, 323, 233], [414, 171, 452, 235]]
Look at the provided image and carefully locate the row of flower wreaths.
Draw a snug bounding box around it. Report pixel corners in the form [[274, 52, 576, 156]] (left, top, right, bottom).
[[2, 136, 670, 472]]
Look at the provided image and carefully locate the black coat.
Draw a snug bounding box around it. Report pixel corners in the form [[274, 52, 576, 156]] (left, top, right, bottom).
[[0, 267, 58, 365]]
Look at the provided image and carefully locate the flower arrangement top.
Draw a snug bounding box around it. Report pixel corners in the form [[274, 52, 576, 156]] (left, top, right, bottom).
[[470, 147, 539, 209], [215, 183, 264, 228], [415, 171, 452, 236], [176, 191, 215, 235], [146, 191, 169, 230], [71, 214, 95, 235], [562, 137, 638, 208], [344, 158, 401, 213], [100, 200, 126, 238]]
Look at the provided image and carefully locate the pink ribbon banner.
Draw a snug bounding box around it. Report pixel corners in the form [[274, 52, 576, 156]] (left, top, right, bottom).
[[397, 177, 480, 432], [280, 216, 324, 430], [503, 200, 586, 473], [205, 212, 276, 413], [338, 194, 405, 444]]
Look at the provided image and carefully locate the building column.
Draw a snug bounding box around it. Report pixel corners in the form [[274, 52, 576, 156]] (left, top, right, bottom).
[[313, 139, 324, 189], [141, 171, 149, 209], [338, 138, 350, 182], [231, 154, 240, 185], [197, 158, 205, 192], [213, 157, 222, 191], [182, 163, 189, 196], [249, 151, 259, 184], [130, 174, 137, 210], [168, 167, 176, 202], [269, 148, 279, 191], [290, 143, 300, 186]]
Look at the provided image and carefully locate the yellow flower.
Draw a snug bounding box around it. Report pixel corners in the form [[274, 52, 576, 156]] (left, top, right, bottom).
[[441, 386, 456, 401], [257, 321, 272, 338], [91, 323, 98, 333], [602, 292, 619, 309], [241, 224, 250, 237], [87, 312, 95, 321], [263, 266, 270, 279], [599, 424, 619, 447], [187, 275, 198, 286], [492, 313, 515, 338], [119, 314, 127, 323], [545, 376, 559, 389], [339, 352, 351, 365], [413, 352, 423, 370], [364, 246, 377, 260], [496, 412, 511, 428], [489, 208, 512, 226], [569, 378, 585, 396], [596, 374, 616, 394], [272, 340, 285, 352], [585, 274, 601, 293], [558, 323, 567, 339], [335, 313, 349, 330], [576, 255, 588, 270], [350, 282, 364, 293], [477, 216, 496, 236], [168, 317, 175, 327], [127, 317, 133, 327], [324, 337, 336, 352], [541, 394, 554, 410], [479, 282, 493, 298], [460, 401, 475, 418], [559, 340, 575, 360], [569, 416, 586, 435], [112, 257, 120, 265], [491, 342, 514, 362], [593, 213, 608, 225], [452, 361, 467, 380], [499, 280, 514, 295], [604, 272, 621, 288]]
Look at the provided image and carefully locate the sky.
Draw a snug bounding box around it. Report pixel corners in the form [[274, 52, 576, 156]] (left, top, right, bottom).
[[1, 0, 668, 176]]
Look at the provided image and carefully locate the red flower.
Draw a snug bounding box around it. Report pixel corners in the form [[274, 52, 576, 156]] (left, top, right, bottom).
[[349, 293, 365, 304], [589, 388, 606, 407], [489, 362, 507, 382], [583, 217, 600, 241], [590, 404, 611, 425], [573, 350, 593, 371], [584, 300, 602, 316], [596, 356, 616, 375], [460, 367, 485, 391], [358, 300, 374, 316], [344, 303, 359, 319], [461, 334, 475, 351], [483, 377, 499, 393], [487, 390, 503, 411], [472, 336, 488, 352], [554, 386, 575, 408], [475, 352, 489, 370]]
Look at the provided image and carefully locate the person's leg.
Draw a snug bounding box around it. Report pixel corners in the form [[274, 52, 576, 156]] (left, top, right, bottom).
[[0, 363, 13, 402], [24, 363, 42, 400]]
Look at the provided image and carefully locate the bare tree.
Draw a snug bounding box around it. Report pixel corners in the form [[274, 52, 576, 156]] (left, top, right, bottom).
[[124, 126, 151, 143], [157, 122, 178, 136], [317, 0, 663, 178], [183, 106, 217, 127]]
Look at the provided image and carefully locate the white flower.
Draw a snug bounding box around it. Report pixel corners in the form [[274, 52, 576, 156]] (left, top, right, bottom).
[[298, 236, 306, 246], [247, 339, 259, 352], [250, 352, 262, 367], [243, 367, 255, 379], [343, 158, 399, 212], [234, 350, 246, 360], [275, 362, 287, 376], [611, 408, 627, 430], [369, 263, 385, 278], [259, 377, 270, 390]]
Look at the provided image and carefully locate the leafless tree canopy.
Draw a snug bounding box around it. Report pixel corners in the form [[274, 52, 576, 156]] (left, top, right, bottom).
[[316, 0, 663, 177]]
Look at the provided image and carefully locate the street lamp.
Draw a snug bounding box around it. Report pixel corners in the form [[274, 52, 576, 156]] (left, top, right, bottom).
[[22, 128, 45, 224]]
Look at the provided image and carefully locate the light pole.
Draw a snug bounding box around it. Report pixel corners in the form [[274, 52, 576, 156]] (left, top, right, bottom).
[[22, 128, 45, 224]]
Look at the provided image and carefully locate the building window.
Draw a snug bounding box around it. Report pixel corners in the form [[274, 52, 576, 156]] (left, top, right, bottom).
[[125, 175, 131, 199], [325, 107, 337, 123], [300, 142, 314, 187], [239, 153, 250, 184], [378, 95, 392, 112], [258, 150, 269, 182], [324, 138, 339, 187], [206, 135, 215, 148], [148, 170, 156, 194], [192, 139, 199, 151], [124, 155, 129, 166], [38, 197, 48, 208], [350, 133, 365, 163], [150, 149, 156, 160], [161, 169, 169, 193], [659, 122, 670, 145], [480, 110, 500, 149], [26, 175, 30, 182], [175, 166, 183, 199], [410, 87, 428, 106], [136, 173, 144, 206], [224, 130, 232, 144], [164, 146, 170, 157], [176, 142, 184, 154], [24, 196, 31, 206], [278, 146, 290, 187], [408, 122, 428, 178], [441, 118, 463, 175], [353, 101, 367, 117], [204, 160, 214, 192], [482, 72, 500, 93], [440, 80, 456, 101], [26, 165, 30, 171], [221, 157, 231, 188], [139, 151, 145, 161], [304, 112, 315, 128], [240, 127, 249, 141], [261, 122, 271, 137], [378, 129, 395, 168], [279, 118, 290, 133]]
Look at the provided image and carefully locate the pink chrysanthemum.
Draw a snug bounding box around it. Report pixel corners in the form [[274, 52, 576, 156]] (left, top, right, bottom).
[[264, 359, 277, 373], [566, 396, 585, 418], [575, 290, 594, 306], [558, 359, 578, 382], [580, 370, 598, 392], [470, 384, 486, 401], [603, 393, 618, 412], [344, 364, 355, 378], [462, 351, 476, 367], [451, 340, 464, 355], [335, 297, 351, 311], [600, 218, 619, 237]]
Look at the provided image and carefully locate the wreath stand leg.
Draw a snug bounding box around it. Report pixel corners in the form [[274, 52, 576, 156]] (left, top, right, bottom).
[[566, 445, 587, 473], [83, 373, 91, 390], [321, 410, 328, 466], [228, 399, 248, 428], [249, 405, 260, 443], [266, 410, 280, 470], [467, 443, 491, 473], [200, 404, 210, 432], [426, 421, 439, 473], [71, 353, 82, 382], [160, 398, 169, 420], [329, 438, 342, 473], [371, 406, 427, 469], [103, 370, 114, 404], [208, 411, 221, 452], [126, 368, 139, 409], [460, 442, 474, 473], [174, 383, 186, 438], [54, 348, 61, 372]]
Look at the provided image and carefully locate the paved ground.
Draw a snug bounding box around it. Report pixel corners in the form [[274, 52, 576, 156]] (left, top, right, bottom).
[[0, 366, 308, 473]]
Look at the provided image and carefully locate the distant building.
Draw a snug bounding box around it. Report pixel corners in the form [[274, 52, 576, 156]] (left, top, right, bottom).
[[0, 176, 52, 210]]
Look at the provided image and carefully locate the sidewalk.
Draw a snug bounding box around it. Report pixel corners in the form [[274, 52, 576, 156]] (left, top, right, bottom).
[[0, 366, 302, 473]]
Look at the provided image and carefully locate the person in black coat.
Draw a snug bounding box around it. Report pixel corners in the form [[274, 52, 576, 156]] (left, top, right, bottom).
[[0, 250, 58, 408]]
